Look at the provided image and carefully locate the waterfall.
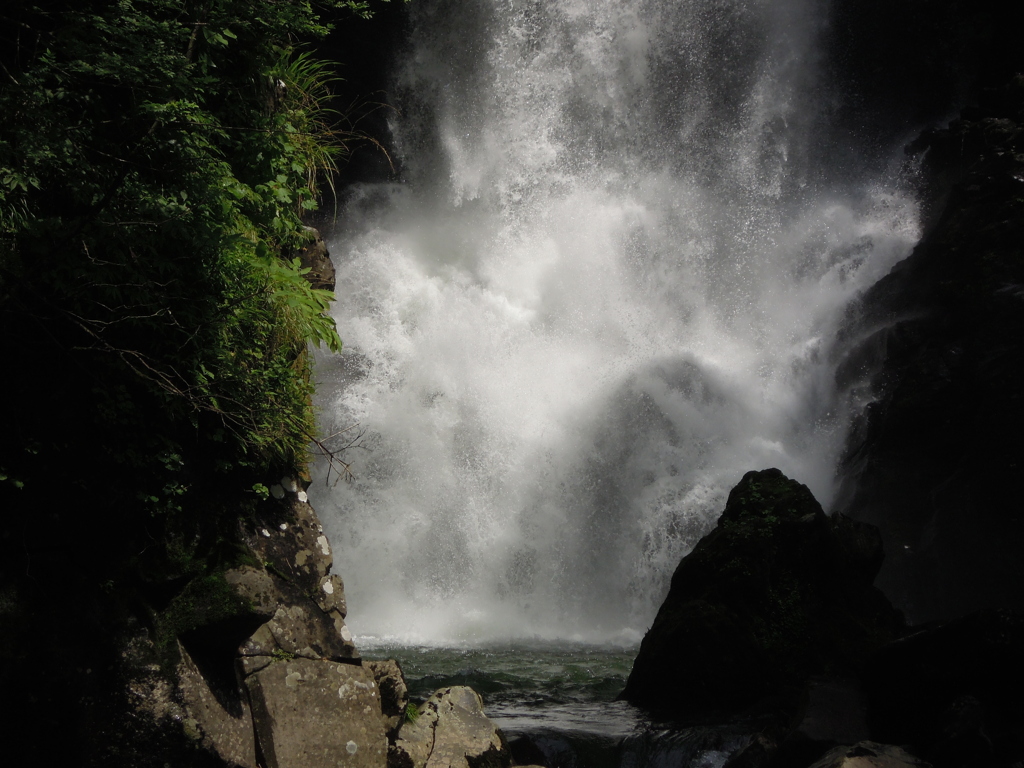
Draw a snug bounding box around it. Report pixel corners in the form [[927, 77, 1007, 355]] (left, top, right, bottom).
[[310, 0, 921, 645]]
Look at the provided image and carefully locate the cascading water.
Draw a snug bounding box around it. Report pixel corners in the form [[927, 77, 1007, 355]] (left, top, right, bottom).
[[310, 0, 921, 646]]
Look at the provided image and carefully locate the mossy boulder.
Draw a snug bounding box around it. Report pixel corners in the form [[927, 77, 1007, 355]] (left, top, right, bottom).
[[620, 469, 902, 716]]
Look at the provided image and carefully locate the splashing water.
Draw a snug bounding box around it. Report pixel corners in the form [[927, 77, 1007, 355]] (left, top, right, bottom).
[[310, 0, 921, 645]]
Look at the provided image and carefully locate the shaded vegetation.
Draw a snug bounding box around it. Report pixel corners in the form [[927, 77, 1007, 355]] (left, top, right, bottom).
[[0, 0, 353, 493], [0, 2, 392, 763]]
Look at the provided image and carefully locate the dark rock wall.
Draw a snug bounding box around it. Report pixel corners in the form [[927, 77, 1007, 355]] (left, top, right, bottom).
[[833, 77, 1024, 623], [818, 0, 1024, 624], [866, 609, 1024, 767], [824, 0, 1024, 145]]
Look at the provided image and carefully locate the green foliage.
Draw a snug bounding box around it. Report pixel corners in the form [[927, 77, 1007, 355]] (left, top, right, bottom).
[[404, 701, 421, 724], [0, 0, 366, 517], [0, 3, 395, 746], [0, 468, 24, 490], [269, 49, 349, 209]]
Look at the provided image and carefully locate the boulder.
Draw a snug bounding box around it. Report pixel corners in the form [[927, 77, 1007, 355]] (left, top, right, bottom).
[[238, 602, 355, 667], [176, 641, 258, 768], [620, 469, 901, 715], [160, 570, 275, 663], [101, 615, 249, 768], [391, 700, 437, 768], [224, 564, 351, 668], [247, 658, 387, 768], [392, 686, 511, 768], [865, 609, 1024, 768], [807, 742, 931, 768], [155, 494, 367, 765]]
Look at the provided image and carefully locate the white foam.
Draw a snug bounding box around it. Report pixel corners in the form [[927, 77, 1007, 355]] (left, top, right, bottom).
[[311, 0, 920, 643]]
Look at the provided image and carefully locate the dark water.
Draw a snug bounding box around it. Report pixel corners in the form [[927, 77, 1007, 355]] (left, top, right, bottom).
[[362, 642, 756, 768]]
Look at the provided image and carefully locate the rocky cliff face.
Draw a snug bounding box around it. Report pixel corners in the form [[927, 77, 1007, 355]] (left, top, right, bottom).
[[112, 487, 522, 768], [0, 204, 517, 767], [63, 484, 378, 768], [833, 75, 1024, 623], [56, 484, 517, 768]]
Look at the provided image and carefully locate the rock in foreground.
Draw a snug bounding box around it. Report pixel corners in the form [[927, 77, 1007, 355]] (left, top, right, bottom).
[[808, 742, 931, 768], [620, 469, 901, 715], [392, 686, 512, 768]]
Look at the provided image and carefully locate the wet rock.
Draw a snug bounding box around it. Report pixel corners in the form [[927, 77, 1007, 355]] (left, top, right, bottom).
[[620, 469, 901, 716], [865, 609, 1024, 768], [247, 658, 387, 768], [621, 727, 755, 768], [392, 686, 511, 768], [366, 659, 410, 739], [807, 741, 931, 768]]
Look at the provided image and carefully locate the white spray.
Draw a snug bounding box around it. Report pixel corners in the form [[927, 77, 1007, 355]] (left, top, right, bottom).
[[310, 0, 920, 645]]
